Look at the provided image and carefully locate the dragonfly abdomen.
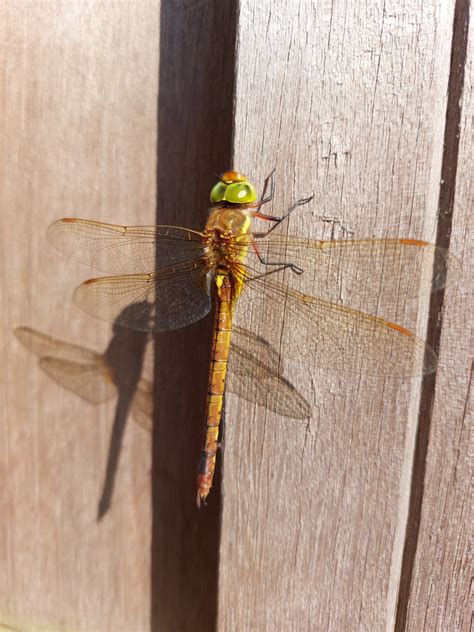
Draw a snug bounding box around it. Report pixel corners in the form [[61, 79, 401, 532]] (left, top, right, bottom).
[[197, 271, 234, 507]]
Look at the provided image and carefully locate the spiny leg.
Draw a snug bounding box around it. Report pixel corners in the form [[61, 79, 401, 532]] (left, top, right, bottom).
[[249, 247, 304, 279], [256, 171, 351, 240], [252, 194, 314, 238], [256, 168, 276, 209]]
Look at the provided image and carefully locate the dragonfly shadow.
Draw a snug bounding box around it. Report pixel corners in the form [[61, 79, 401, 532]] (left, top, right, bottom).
[[96, 302, 151, 520], [13, 302, 152, 521]]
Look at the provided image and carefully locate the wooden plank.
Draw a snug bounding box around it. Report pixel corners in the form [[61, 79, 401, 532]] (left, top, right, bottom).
[[0, 3, 159, 630], [219, 1, 456, 630], [400, 2, 472, 629], [151, 1, 236, 631]]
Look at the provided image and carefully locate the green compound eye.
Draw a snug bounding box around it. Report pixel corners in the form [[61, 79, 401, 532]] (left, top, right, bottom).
[[210, 181, 227, 202], [210, 175, 257, 204], [225, 182, 257, 204]]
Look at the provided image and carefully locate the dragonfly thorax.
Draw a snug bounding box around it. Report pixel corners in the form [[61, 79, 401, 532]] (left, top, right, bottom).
[[203, 207, 251, 270], [205, 206, 251, 236]]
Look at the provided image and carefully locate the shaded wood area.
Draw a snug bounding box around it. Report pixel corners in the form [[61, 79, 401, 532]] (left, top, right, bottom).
[[1, 1, 471, 631], [151, 1, 236, 631]]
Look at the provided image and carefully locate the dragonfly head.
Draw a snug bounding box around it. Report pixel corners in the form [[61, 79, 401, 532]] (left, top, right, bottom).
[[210, 171, 257, 204]]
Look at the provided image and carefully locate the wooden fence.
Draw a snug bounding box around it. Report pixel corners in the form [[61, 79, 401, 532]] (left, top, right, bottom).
[[1, 1, 471, 630]]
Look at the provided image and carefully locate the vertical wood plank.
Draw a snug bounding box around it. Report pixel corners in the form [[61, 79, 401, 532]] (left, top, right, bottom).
[[0, 3, 159, 630], [151, 1, 236, 631], [219, 1, 457, 630], [400, 2, 472, 629]]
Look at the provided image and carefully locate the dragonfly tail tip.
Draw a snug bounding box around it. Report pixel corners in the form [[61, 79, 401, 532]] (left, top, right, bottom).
[[196, 490, 208, 508]]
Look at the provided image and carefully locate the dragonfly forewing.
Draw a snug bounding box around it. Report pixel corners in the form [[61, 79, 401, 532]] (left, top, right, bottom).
[[47, 219, 206, 274], [229, 236, 452, 320], [252, 235, 451, 292]]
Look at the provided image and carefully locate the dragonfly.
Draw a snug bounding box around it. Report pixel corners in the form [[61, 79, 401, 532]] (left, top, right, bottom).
[[47, 170, 449, 506]]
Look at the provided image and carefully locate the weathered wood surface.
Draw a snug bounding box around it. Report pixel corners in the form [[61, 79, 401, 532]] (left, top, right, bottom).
[[219, 1, 467, 631], [1, 1, 238, 631], [151, 2, 236, 631], [1, 1, 471, 631], [0, 3, 159, 630], [401, 5, 472, 630]]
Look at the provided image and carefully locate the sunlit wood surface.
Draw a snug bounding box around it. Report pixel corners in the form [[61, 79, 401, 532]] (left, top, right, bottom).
[[401, 9, 472, 630], [1, 1, 470, 631], [219, 2, 470, 631], [0, 3, 158, 631]]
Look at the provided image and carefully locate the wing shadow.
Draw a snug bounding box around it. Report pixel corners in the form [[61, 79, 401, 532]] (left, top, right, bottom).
[[14, 300, 152, 520]]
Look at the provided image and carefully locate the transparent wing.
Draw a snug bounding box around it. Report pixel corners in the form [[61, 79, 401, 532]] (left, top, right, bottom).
[[73, 261, 211, 331], [39, 357, 117, 404], [240, 275, 437, 378], [228, 237, 452, 316], [47, 218, 205, 274], [231, 326, 281, 370], [14, 326, 100, 363], [227, 327, 311, 419], [257, 236, 451, 292]]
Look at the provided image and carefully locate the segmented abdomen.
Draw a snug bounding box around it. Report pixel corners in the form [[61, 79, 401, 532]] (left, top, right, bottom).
[[196, 272, 234, 507]]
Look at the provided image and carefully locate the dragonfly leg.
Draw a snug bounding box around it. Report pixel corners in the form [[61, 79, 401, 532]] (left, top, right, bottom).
[[251, 239, 304, 276], [252, 194, 314, 238], [257, 168, 276, 208], [250, 262, 304, 281]]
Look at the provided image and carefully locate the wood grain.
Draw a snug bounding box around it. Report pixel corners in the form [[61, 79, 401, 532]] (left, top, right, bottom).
[[401, 3, 473, 629], [2, 1, 470, 630], [0, 3, 159, 630], [219, 1, 459, 630], [151, 1, 236, 631]]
